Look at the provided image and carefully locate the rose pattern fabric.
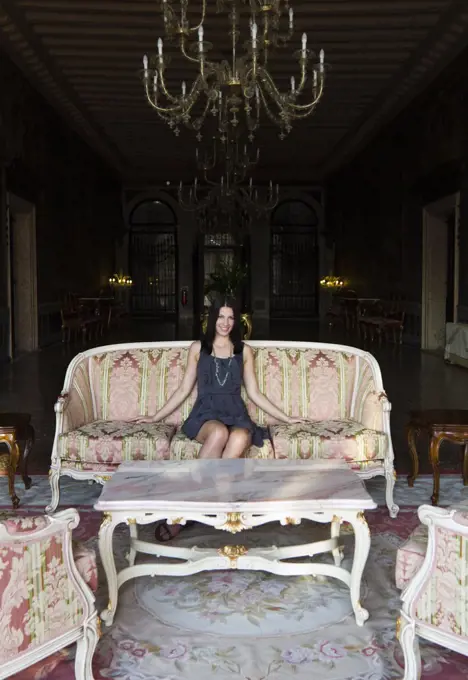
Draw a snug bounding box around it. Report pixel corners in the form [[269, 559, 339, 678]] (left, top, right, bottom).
[[270, 419, 387, 464], [169, 428, 275, 460], [58, 420, 175, 464], [395, 523, 428, 589], [0, 518, 96, 664], [396, 511, 468, 639], [413, 525, 468, 637]]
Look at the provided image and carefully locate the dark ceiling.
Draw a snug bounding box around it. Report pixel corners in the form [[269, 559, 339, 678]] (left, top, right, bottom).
[[1, 0, 468, 184]]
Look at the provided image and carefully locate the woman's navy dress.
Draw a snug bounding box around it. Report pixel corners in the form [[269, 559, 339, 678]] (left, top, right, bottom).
[[182, 345, 267, 447]]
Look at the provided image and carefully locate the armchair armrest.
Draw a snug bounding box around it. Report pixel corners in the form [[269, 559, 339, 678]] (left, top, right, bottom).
[[0, 509, 96, 666], [401, 505, 468, 640]]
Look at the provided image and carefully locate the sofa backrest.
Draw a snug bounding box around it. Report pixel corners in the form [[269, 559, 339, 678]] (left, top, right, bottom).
[[64, 342, 382, 427]]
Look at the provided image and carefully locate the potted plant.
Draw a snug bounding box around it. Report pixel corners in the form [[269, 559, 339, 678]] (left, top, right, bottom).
[[202, 258, 252, 338]]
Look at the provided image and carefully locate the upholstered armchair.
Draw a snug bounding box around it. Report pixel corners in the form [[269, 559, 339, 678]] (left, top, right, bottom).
[[395, 504, 468, 679], [0, 508, 99, 679]]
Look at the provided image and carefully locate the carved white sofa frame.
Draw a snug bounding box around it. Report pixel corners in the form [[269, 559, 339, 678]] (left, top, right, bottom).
[[47, 341, 398, 517], [398, 505, 468, 679], [0, 508, 99, 680]]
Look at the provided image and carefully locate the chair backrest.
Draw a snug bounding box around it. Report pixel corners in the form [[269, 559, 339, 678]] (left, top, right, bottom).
[[63, 341, 384, 426]]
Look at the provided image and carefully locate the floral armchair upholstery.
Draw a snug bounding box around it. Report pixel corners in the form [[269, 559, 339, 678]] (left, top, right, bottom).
[[48, 341, 397, 516], [0, 508, 99, 680], [395, 504, 468, 679]]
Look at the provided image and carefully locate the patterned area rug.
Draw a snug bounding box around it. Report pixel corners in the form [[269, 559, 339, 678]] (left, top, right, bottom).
[[4, 501, 468, 680]]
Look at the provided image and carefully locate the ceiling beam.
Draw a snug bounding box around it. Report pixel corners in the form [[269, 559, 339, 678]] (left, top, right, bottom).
[[0, 0, 128, 175], [323, 1, 468, 175]]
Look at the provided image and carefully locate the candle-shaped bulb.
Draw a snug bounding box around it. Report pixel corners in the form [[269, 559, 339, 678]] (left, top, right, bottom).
[[251, 21, 257, 48], [301, 33, 307, 56], [289, 7, 293, 26], [313, 70, 317, 87], [182, 81, 186, 96], [320, 49, 325, 72], [198, 25, 204, 53], [153, 73, 158, 94], [158, 38, 163, 56], [290, 75, 295, 93], [143, 54, 148, 72]]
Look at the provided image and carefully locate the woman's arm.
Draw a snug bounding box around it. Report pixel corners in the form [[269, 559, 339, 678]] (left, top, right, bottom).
[[134, 341, 200, 422], [242, 344, 305, 424]]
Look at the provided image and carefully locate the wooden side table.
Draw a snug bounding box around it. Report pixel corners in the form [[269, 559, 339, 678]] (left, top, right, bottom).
[[0, 413, 35, 508], [406, 409, 468, 505]]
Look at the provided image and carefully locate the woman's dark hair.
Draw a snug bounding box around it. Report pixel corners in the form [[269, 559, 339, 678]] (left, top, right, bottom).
[[201, 296, 243, 354]]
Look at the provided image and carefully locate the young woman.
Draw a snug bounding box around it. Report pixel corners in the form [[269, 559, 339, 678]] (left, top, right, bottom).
[[135, 296, 305, 539]]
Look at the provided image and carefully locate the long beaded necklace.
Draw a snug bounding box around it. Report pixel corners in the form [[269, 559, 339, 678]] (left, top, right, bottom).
[[213, 344, 233, 388]]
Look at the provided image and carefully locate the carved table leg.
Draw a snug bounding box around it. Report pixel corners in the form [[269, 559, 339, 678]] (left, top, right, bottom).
[[406, 424, 420, 487], [429, 433, 444, 506], [99, 513, 119, 626], [348, 511, 371, 626], [463, 444, 468, 487]]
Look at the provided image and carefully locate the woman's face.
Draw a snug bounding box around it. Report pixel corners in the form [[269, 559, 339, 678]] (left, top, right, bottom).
[[216, 306, 235, 338]]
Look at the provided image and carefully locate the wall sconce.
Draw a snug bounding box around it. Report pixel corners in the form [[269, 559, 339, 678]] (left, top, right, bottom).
[[320, 275, 347, 290], [109, 273, 133, 286]]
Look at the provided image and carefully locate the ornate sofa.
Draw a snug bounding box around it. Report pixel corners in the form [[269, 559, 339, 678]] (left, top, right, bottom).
[[396, 504, 468, 679], [47, 341, 398, 516], [0, 508, 99, 680]]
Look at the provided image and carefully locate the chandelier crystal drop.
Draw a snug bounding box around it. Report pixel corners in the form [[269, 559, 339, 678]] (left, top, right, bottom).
[[142, 0, 326, 140]]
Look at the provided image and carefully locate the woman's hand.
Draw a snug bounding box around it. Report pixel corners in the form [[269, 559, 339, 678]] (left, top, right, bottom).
[[286, 416, 309, 425], [129, 416, 157, 424]]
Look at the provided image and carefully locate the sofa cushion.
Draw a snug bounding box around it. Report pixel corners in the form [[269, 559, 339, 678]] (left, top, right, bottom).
[[58, 420, 175, 465], [169, 428, 275, 460], [270, 419, 387, 464], [395, 523, 428, 590]]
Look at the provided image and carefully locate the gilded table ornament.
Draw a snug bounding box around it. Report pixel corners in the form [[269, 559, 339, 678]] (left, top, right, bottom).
[[218, 544, 248, 567]]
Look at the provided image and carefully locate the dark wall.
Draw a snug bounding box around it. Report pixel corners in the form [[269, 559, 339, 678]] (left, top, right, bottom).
[[327, 47, 468, 312], [0, 48, 123, 308]]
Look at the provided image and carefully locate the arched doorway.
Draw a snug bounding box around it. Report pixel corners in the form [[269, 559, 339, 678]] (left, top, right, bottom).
[[270, 200, 319, 318], [129, 199, 177, 317]]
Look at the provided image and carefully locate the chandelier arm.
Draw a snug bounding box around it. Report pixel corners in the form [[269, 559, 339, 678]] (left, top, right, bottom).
[[165, 0, 206, 36], [255, 81, 289, 128], [179, 37, 204, 65], [283, 79, 325, 113]]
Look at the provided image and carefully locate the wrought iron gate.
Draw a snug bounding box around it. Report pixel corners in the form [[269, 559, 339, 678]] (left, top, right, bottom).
[[130, 230, 177, 316]]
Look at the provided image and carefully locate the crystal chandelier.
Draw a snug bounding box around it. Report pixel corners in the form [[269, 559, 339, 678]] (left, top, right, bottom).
[[178, 134, 279, 218], [142, 0, 326, 140]]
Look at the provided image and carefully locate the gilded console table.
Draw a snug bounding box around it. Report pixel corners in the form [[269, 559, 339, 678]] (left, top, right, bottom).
[[0, 413, 35, 508]]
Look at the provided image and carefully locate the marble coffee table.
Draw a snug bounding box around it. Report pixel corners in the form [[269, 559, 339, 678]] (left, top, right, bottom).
[[95, 458, 377, 627]]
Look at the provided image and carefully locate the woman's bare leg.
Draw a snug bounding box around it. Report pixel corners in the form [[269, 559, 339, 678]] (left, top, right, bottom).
[[156, 421, 229, 541], [222, 427, 252, 459], [196, 420, 230, 459]]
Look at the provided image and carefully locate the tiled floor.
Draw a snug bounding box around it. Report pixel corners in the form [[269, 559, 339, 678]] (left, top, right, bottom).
[[1, 318, 467, 478]]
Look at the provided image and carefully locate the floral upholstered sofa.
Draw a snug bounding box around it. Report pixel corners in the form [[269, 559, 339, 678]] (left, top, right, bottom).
[[395, 503, 468, 679], [48, 341, 398, 516], [0, 508, 98, 680]]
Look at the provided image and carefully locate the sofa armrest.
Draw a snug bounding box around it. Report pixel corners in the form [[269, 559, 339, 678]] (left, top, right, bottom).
[[400, 505, 468, 637], [0, 509, 96, 665], [355, 389, 390, 432]]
